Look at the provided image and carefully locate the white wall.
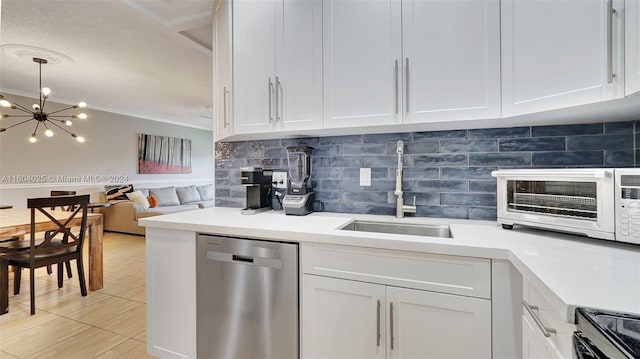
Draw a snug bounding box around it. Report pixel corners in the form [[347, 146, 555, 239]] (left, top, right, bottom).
[[0, 95, 213, 208]]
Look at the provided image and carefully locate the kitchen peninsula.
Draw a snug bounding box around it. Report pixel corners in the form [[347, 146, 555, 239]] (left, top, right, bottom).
[[141, 207, 640, 359]]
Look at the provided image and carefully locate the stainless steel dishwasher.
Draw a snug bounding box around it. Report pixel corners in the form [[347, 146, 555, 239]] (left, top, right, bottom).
[[196, 234, 299, 359]]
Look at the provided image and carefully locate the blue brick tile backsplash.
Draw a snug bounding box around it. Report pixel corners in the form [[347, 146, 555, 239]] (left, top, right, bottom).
[[531, 123, 604, 137], [468, 126, 530, 139], [605, 121, 634, 134], [215, 120, 638, 220], [531, 151, 604, 166], [499, 137, 565, 152], [566, 134, 633, 150]]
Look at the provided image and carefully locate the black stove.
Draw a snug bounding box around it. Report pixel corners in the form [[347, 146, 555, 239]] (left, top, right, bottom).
[[574, 308, 640, 359]]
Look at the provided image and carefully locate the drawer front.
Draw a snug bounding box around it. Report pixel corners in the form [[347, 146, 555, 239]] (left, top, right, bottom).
[[523, 278, 576, 359], [522, 310, 562, 359], [301, 243, 491, 299]]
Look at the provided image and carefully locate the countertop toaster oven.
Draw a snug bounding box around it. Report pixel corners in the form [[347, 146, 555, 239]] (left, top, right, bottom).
[[492, 168, 640, 245]]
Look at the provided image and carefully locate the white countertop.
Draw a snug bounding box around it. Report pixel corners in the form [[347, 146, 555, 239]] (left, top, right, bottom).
[[140, 207, 640, 322]]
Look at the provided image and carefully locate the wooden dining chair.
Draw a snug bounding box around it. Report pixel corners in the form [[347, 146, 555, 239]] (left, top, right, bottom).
[[50, 190, 77, 196], [50, 190, 77, 211], [0, 195, 89, 315], [47, 190, 77, 277]]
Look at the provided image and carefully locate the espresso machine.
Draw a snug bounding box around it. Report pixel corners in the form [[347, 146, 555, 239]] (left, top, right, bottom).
[[282, 146, 314, 215], [240, 167, 272, 214]]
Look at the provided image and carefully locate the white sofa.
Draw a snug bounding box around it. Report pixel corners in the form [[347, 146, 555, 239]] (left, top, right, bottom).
[[101, 184, 213, 235]]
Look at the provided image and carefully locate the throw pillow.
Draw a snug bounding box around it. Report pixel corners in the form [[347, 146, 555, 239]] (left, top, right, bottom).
[[137, 188, 150, 197], [149, 187, 180, 207], [148, 195, 158, 208], [196, 184, 214, 201], [176, 185, 201, 204], [126, 190, 150, 210], [105, 184, 134, 202]]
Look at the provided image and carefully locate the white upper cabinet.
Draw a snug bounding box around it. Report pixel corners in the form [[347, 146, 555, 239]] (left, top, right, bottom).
[[275, 0, 323, 132], [402, 0, 501, 124], [232, 0, 277, 134], [214, 0, 233, 141], [501, 0, 625, 117], [215, 0, 634, 141], [323, 0, 402, 128], [323, 0, 499, 128], [627, 0, 640, 95], [232, 0, 322, 136]]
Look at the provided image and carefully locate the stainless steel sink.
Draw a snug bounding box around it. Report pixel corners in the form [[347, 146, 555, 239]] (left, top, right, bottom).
[[339, 220, 452, 238]]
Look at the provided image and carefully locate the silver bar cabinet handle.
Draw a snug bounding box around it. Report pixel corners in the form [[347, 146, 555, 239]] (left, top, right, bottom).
[[607, 0, 616, 83], [389, 302, 395, 350], [222, 86, 229, 128], [376, 300, 381, 347], [394, 59, 399, 114], [268, 78, 274, 123], [523, 300, 557, 338], [405, 58, 409, 112], [275, 76, 281, 122]]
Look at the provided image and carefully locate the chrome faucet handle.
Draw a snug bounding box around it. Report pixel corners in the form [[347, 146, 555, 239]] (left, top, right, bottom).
[[401, 196, 417, 215]]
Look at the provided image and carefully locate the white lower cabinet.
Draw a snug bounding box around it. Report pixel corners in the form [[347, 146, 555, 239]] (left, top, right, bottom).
[[302, 275, 386, 359], [302, 275, 491, 359], [522, 309, 562, 359], [146, 228, 197, 359], [301, 243, 492, 359], [521, 278, 576, 359], [387, 285, 491, 359]]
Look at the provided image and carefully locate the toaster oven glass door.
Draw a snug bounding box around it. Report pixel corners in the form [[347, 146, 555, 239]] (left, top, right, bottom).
[[506, 180, 597, 220]]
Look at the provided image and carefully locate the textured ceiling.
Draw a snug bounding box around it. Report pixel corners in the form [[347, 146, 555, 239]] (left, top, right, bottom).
[[0, 0, 214, 130]]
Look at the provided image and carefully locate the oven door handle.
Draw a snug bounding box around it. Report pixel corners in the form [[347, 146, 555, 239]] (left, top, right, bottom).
[[572, 332, 604, 359]]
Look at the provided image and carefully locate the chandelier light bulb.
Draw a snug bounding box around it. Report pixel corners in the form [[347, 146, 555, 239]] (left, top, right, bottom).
[[45, 129, 54, 137], [65, 120, 72, 126], [72, 133, 85, 143], [77, 101, 87, 108], [32, 104, 40, 111], [0, 100, 11, 107], [41, 87, 51, 97], [29, 134, 37, 143], [77, 113, 87, 120]]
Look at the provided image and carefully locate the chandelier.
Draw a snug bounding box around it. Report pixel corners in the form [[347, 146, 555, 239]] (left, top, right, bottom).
[[0, 57, 87, 143]]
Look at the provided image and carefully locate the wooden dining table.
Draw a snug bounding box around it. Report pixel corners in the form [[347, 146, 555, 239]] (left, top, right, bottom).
[[0, 209, 104, 314]]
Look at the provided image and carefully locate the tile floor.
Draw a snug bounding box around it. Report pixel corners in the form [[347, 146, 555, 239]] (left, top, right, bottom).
[[0, 232, 154, 358]]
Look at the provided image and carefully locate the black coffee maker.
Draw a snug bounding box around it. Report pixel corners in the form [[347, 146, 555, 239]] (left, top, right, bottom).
[[240, 167, 273, 214]]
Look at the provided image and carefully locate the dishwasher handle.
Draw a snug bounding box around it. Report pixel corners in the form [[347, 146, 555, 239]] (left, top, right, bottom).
[[232, 254, 254, 263], [207, 251, 284, 269]]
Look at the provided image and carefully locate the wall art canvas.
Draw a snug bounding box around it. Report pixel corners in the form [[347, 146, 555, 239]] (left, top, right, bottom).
[[138, 134, 192, 174]]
